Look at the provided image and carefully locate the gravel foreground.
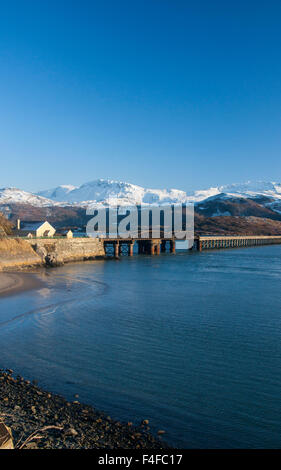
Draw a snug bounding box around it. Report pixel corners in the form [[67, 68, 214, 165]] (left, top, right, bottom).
[[0, 369, 169, 449]]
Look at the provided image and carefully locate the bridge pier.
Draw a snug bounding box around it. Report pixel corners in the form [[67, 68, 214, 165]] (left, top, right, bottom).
[[136, 240, 162, 255], [128, 241, 134, 256], [150, 241, 158, 255], [102, 237, 178, 257], [114, 241, 119, 259]]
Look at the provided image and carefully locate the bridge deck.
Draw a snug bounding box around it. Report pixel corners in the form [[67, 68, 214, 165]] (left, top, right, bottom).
[[196, 235, 281, 251], [100, 235, 281, 256]]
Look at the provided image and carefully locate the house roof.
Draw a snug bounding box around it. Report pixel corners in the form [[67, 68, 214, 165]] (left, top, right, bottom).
[[22, 221, 55, 231]]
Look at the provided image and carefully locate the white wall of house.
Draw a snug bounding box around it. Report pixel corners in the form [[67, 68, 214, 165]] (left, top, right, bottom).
[[36, 222, 56, 238]]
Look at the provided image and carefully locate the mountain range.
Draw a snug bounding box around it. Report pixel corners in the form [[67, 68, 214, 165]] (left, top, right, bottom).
[[1, 179, 281, 210], [2, 179, 281, 235], [37, 180, 281, 210]]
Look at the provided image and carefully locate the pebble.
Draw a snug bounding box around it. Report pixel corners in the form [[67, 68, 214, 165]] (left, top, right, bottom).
[[0, 369, 169, 449], [25, 442, 38, 449], [66, 428, 78, 437]]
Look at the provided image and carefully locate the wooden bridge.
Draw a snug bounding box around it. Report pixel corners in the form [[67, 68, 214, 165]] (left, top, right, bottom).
[[102, 235, 281, 257], [195, 235, 281, 251]]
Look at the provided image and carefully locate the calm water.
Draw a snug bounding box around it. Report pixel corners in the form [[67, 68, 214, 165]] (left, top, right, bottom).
[[1, 246, 281, 448]]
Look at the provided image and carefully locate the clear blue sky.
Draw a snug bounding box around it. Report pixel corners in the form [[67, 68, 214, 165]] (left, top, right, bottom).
[[1, 0, 281, 193]]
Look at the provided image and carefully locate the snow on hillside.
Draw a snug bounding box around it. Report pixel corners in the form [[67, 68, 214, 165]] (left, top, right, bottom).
[[37, 185, 78, 201], [37, 179, 281, 206], [0, 188, 56, 207], [1, 179, 281, 209], [216, 181, 281, 200], [188, 187, 221, 202], [37, 179, 192, 206]]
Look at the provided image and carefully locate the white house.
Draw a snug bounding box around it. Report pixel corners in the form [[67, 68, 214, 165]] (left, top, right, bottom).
[[26, 221, 56, 238]]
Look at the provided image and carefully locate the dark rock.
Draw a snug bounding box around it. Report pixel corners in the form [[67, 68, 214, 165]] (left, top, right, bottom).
[[0, 369, 169, 449]]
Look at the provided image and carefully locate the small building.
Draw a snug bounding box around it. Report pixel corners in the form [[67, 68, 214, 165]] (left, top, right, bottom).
[[56, 229, 74, 238], [24, 221, 56, 238]]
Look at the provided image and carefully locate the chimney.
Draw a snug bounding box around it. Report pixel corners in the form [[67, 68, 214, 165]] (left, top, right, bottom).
[[17, 219, 21, 230]]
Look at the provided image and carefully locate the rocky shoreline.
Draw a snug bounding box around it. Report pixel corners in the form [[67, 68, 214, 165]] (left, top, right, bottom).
[[0, 369, 169, 449]]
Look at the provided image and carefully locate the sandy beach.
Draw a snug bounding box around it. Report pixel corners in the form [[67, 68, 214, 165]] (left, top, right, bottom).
[[0, 272, 43, 297]]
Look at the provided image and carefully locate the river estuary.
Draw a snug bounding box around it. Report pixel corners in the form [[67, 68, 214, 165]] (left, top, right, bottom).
[[1, 245, 281, 448]]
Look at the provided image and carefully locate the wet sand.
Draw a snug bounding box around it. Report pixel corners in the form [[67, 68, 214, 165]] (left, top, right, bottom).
[[0, 272, 43, 298]]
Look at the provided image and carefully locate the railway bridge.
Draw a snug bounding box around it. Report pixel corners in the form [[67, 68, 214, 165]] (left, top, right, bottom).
[[101, 235, 281, 257], [102, 237, 176, 257], [195, 235, 281, 251]]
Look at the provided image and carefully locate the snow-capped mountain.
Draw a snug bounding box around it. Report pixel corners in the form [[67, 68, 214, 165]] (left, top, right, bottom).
[[194, 182, 281, 216], [213, 181, 281, 200], [37, 179, 281, 206], [37, 179, 190, 206], [0, 188, 56, 207], [37, 185, 78, 201], [1, 179, 281, 211]]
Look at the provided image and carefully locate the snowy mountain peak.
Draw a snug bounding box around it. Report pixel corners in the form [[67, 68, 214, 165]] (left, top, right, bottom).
[[37, 178, 190, 206], [37, 184, 78, 201], [0, 187, 57, 207], [218, 181, 281, 195], [1, 179, 281, 209]]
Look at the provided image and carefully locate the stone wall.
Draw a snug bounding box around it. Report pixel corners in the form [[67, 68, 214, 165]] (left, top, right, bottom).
[[26, 237, 105, 266], [0, 238, 42, 271]]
